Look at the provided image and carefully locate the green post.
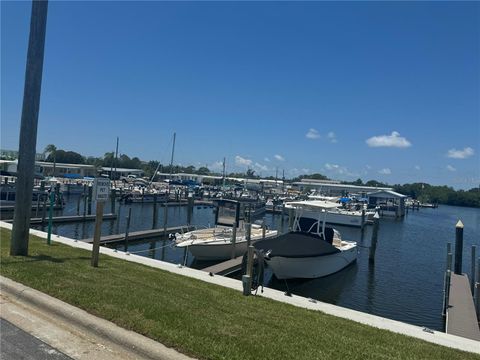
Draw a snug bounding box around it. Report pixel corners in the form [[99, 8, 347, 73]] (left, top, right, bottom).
[[47, 190, 54, 245]]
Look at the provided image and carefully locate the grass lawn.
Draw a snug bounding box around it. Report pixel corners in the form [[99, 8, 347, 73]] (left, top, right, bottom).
[[0, 228, 477, 360]]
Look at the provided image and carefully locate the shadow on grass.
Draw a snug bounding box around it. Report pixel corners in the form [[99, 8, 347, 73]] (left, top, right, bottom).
[[9, 254, 92, 264]]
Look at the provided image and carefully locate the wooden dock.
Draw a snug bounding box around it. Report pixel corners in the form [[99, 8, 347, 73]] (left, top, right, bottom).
[[83, 226, 194, 245], [3, 214, 117, 224], [446, 273, 480, 341], [201, 257, 243, 276]]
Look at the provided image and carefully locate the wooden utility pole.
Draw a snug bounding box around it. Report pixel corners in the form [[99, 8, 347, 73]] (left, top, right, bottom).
[[11, 0, 49, 256]]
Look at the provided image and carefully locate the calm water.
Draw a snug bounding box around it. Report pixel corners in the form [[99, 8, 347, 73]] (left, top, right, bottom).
[[32, 196, 479, 331]]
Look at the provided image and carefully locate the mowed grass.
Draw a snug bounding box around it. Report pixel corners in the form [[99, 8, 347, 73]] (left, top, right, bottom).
[[0, 228, 477, 360]]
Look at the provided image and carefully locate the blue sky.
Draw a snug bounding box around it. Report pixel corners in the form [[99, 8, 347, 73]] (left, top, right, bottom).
[[2, 1, 479, 189]]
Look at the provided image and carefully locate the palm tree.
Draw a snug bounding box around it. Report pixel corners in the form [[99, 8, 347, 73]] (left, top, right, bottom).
[[44, 144, 57, 176]]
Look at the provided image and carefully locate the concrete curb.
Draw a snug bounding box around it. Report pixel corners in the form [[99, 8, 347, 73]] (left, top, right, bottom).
[[0, 276, 194, 360]]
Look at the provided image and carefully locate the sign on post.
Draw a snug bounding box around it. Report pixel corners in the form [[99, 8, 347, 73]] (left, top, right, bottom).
[[93, 178, 110, 202], [91, 178, 110, 267]]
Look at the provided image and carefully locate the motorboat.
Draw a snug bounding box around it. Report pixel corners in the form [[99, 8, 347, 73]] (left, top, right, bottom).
[[175, 199, 277, 261], [285, 199, 374, 227], [254, 201, 357, 279]]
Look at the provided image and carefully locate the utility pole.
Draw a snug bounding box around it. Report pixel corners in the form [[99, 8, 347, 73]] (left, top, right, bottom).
[[11, 0, 49, 256]]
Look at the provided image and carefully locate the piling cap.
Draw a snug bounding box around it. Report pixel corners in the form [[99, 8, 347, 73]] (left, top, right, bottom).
[[456, 220, 464, 228]]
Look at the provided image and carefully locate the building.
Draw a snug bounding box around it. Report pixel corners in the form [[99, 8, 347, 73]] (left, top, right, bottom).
[[368, 190, 407, 217], [292, 180, 392, 197], [0, 160, 97, 178], [100, 167, 144, 179]]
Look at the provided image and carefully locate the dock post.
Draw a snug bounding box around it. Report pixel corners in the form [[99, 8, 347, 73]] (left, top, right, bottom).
[[111, 188, 116, 214], [141, 187, 144, 203], [242, 245, 254, 296], [230, 225, 237, 259], [246, 222, 252, 247], [76, 193, 81, 215], [288, 208, 294, 232], [475, 258, 480, 320], [369, 212, 380, 263], [152, 193, 158, 229], [83, 193, 87, 219], [454, 220, 464, 275], [124, 207, 132, 252], [443, 246, 453, 317], [361, 209, 365, 230], [281, 203, 285, 232], [187, 193, 193, 225], [87, 186, 93, 215], [471, 245, 476, 295], [163, 203, 168, 241], [46, 191, 54, 245], [262, 218, 266, 239], [445, 269, 452, 316], [41, 194, 47, 224], [91, 200, 105, 267]]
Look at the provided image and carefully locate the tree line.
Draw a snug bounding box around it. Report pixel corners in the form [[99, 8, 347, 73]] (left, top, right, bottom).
[[38, 145, 479, 208]]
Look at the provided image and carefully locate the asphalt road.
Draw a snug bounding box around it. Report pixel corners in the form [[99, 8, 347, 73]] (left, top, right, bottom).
[[0, 318, 72, 360]]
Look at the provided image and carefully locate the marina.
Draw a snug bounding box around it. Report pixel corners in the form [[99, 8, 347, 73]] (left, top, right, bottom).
[[14, 190, 477, 334]]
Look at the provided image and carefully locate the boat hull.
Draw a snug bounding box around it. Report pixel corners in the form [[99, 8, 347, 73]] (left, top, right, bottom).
[[266, 246, 357, 279], [178, 231, 278, 261]]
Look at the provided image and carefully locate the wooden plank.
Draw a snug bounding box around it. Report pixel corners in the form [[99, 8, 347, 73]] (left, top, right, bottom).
[[446, 273, 480, 341], [83, 226, 194, 244], [202, 257, 243, 276]]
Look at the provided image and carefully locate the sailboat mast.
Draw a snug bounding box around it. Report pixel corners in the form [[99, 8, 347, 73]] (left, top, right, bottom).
[[169, 132, 176, 181], [222, 157, 226, 190]]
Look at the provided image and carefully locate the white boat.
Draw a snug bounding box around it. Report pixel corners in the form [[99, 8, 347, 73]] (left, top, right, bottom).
[[254, 201, 357, 279], [285, 200, 374, 227], [175, 199, 277, 261]]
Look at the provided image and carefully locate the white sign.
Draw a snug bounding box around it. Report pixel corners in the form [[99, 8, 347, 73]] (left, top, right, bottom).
[[93, 178, 110, 202]]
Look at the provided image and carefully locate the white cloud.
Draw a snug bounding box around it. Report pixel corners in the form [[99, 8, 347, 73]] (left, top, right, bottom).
[[254, 162, 269, 172], [264, 157, 270, 162], [235, 155, 252, 167], [306, 128, 320, 139], [323, 163, 357, 177], [327, 132, 337, 143], [446, 147, 474, 159], [446, 165, 457, 172], [366, 131, 412, 148], [378, 168, 392, 175], [274, 154, 285, 161], [209, 161, 223, 171], [414, 165, 421, 170]]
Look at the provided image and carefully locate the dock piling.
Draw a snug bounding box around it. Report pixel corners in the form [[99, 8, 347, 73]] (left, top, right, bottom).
[[76, 193, 81, 215], [230, 225, 237, 259], [124, 207, 132, 252], [87, 186, 93, 215], [262, 218, 266, 239], [152, 194, 157, 229], [472, 245, 477, 295], [246, 222, 252, 247], [361, 209, 365, 231], [41, 195, 47, 224], [111, 188, 116, 214], [369, 212, 380, 263], [163, 203, 168, 241], [454, 220, 464, 275]]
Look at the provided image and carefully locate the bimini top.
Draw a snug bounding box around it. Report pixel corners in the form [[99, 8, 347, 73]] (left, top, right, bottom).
[[285, 200, 340, 210], [254, 231, 340, 258]]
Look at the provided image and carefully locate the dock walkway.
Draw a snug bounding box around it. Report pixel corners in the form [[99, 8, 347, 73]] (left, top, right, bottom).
[[83, 226, 194, 245], [201, 257, 243, 276], [446, 273, 480, 341], [3, 214, 117, 224]]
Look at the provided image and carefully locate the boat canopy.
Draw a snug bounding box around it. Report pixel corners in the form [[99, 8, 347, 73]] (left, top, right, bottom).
[[286, 200, 340, 210], [254, 231, 340, 258]]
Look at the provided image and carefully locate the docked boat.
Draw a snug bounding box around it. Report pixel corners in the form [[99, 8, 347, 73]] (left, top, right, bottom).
[[254, 201, 357, 279], [285, 199, 374, 227], [175, 199, 277, 261]]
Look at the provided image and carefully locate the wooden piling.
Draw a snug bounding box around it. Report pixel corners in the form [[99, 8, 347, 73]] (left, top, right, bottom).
[[454, 220, 464, 275], [76, 193, 81, 215], [163, 203, 168, 241], [262, 219, 266, 239], [87, 186, 93, 215], [230, 225, 237, 259], [187, 193, 194, 225], [152, 193, 158, 228], [471, 245, 476, 295], [476, 258, 480, 320], [41, 194, 47, 224], [361, 209, 365, 230], [369, 212, 380, 263], [124, 207, 132, 252], [91, 201, 105, 267], [111, 188, 116, 214], [246, 222, 252, 247]]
